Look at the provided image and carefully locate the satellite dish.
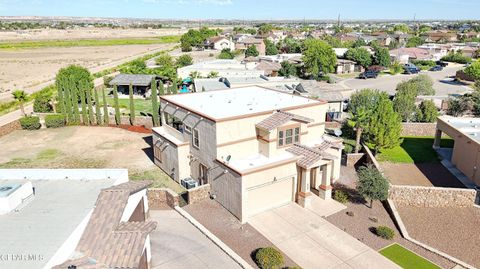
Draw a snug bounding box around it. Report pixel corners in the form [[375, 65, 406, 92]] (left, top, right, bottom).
[[334, 129, 342, 137], [226, 155, 231, 162]]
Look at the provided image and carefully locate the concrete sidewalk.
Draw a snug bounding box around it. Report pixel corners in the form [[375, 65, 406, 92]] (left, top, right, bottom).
[[150, 210, 241, 269], [249, 203, 401, 269]]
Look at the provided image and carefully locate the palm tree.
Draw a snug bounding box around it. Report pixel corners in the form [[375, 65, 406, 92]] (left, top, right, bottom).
[[12, 90, 28, 116], [348, 108, 368, 153]]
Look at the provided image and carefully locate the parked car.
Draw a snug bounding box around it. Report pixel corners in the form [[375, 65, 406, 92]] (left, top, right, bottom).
[[465, 62, 472, 67], [404, 67, 420, 74], [358, 70, 378, 79], [429, 65, 443, 71], [436, 60, 448, 67]]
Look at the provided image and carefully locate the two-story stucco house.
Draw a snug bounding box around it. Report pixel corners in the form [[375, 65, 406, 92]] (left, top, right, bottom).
[[152, 86, 342, 223]]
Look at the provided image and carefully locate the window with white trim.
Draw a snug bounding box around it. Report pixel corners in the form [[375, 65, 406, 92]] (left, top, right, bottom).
[[193, 129, 200, 148], [185, 125, 192, 133], [278, 126, 300, 147]]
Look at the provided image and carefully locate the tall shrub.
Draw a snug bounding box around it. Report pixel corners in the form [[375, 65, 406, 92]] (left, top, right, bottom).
[[129, 83, 135, 125], [357, 165, 389, 208], [57, 83, 65, 116], [86, 89, 95, 125], [102, 89, 109, 125], [94, 89, 102, 125], [158, 81, 165, 96], [80, 88, 88, 125], [70, 83, 80, 124], [151, 79, 160, 127], [113, 84, 121, 125], [19, 116, 41, 130]]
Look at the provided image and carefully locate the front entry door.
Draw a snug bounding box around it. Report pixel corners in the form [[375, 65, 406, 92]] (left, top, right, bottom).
[[310, 167, 318, 190], [199, 163, 208, 185]]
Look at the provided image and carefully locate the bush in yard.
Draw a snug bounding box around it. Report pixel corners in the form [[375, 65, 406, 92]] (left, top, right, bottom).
[[333, 190, 349, 204], [375, 226, 395, 240], [255, 247, 284, 269], [20, 116, 41, 130], [45, 114, 66, 128], [33, 92, 53, 113], [357, 165, 389, 208]]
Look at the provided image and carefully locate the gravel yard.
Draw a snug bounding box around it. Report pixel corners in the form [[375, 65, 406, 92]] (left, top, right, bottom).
[[183, 199, 298, 268], [382, 162, 465, 188], [397, 205, 480, 268]]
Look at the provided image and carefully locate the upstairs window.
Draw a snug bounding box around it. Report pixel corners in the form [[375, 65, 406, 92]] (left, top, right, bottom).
[[193, 129, 200, 149], [278, 126, 300, 148]]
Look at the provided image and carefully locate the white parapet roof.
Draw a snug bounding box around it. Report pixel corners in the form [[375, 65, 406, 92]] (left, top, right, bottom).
[[440, 116, 480, 143], [162, 86, 321, 120]]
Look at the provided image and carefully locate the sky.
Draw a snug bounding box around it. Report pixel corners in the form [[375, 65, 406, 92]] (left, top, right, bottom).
[[0, 0, 479, 20]]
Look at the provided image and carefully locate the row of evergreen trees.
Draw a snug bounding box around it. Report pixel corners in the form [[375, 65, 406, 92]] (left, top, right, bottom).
[[56, 65, 171, 127]]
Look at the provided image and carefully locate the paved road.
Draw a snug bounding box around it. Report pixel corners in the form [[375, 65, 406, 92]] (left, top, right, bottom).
[[249, 203, 401, 269], [341, 64, 471, 97], [150, 210, 241, 269]]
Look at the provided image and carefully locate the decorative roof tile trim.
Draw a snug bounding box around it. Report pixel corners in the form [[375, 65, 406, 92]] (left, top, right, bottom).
[[256, 110, 314, 131], [286, 144, 336, 168]]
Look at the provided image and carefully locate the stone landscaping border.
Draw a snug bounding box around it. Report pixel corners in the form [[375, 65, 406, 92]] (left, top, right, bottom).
[[175, 206, 254, 269]]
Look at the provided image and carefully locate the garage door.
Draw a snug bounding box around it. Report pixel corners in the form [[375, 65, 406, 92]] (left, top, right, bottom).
[[246, 177, 294, 217]]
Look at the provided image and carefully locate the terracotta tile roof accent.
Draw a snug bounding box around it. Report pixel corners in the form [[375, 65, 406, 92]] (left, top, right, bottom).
[[53, 180, 155, 269], [256, 110, 313, 131], [287, 144, 337, 168]]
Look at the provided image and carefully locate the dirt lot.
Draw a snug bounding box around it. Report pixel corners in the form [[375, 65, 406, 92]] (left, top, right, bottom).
[[397, 205, 480, 268], [0, 43, 175, 100], [382, 162, 465, 188], [0, 28, 185, 41]]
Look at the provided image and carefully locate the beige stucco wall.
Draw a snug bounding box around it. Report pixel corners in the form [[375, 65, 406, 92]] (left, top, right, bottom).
[[209, 161, 243, 220]]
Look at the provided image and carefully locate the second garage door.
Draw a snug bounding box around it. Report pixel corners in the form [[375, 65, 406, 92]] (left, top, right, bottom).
[[245, 177, 294, 218]]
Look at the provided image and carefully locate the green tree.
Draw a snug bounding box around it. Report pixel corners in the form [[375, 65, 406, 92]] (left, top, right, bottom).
[[112, 84, 121, 125], [257, 23, 273, 35], [265, 39, 279, 55], [348, 89, 389, 153], [352, 38, 367, 48], [345, 48, 372, 68], [207, 71, 219, 78], [218, 48, 235, 59], [245, 45, 259, 57], [63, 86, 73, 123], [156, 54, 174, 67], [302, 39, 337, 79], [94, 89, 102, 125], [171, 80, 178, 94], [417, 100, 438, 122], [33, 92, 53, 113], [102, 89, 109, 125], [278, 61, 297, 78], [394, 82, 418, 122], [389, 61, 403, 75], [151, 79, 160, 127], [406, 36, 424, 48], [365, 98, 402, 154], [70, 84, 80, 124], [447, 97, 468, 117], [12, 90, 28, 116], [86, 89, 95, 125], [465, 61, 480, 81], [393, 24, 410, 33], [410, 74, 435, 95], [129, 83, 135, 125], [357, 165, 389, 208], [176, 54, 193, 67], [373, 46, 391, 67], [158, 81, 165, 96]]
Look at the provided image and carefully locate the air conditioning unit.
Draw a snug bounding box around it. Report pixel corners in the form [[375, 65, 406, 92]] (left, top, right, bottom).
[[180, 178, 199, 190]]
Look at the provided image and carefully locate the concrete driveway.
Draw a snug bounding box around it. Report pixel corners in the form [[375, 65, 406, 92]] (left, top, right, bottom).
[[249, 203, 401, 269], [150, 210, 241, 269]]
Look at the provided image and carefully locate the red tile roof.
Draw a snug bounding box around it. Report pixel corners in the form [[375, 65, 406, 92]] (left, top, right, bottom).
[[287, 144, 337, 168], [54, 180, 155, 269], [256, 110, 313, 131]]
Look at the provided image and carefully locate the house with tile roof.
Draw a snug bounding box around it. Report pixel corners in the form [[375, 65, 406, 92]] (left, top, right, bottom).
[[204, 36, 235, 51], [151, 86, 343, 223]]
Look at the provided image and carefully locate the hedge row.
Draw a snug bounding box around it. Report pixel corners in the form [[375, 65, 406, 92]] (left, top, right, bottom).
[[19, 116, 41, 130], [45, 114, 66, 128]]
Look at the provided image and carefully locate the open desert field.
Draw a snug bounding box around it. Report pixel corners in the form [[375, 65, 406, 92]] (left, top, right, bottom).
[[0, 27, 186, 41]]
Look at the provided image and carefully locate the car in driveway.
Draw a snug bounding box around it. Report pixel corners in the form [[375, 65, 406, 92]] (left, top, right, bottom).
[[358, 70, 378, 79], [404, 67, 420, 74], [430, 65, 443, 71], [436, 60, 448, 67]]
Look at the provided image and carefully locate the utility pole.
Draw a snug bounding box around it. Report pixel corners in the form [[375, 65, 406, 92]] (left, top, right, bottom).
[[337, 14, 341, 28]]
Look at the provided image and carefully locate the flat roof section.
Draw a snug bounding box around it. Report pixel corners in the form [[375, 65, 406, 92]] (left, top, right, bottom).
[[0, 178, 115, 269], [162, 86, 322, 121], [440, 116, 480, 144]]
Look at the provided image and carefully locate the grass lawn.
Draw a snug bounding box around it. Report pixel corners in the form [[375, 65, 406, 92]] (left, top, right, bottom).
[[130, 167, 185, 194], [376, 136, 454, 164], [102, 94, 154, 116], [380, 244, 441, 269], [0, 35, 180, 49]]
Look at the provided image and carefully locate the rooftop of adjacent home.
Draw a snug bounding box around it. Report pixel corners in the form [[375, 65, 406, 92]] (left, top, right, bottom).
[[439, 116, 480, 143], [161, 86, 323, 120]]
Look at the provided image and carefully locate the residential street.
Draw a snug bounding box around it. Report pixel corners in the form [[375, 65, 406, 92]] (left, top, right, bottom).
[[341, 64, 471, 96]]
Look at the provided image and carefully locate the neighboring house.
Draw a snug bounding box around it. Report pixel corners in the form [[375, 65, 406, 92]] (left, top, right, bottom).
[[109, 74, 157, 97], [152, 86, 343, 223], [235, 37, 266, 56], [335, 59, 363, 74], [434, 116, 480, 187], [204, 36, 235, 51], [390, 47, 435, 64], [177, 59, 264, 79], [193, 75, 301, 92], [255, 60, 282, 76], [267, 30, 287, 43], [425, 31, 458, 43], [0, 169, 132, 269]]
